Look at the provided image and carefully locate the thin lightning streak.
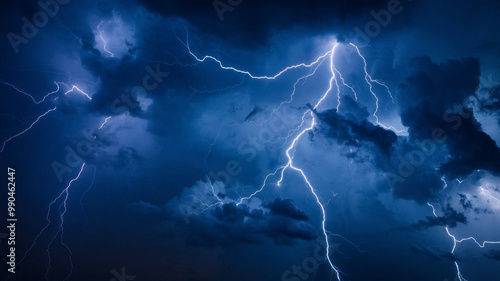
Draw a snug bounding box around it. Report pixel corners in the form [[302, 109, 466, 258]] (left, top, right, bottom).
[[45, 163, 86, 281], [80, 166, 97, 222], [98, 116, 111, 129], [236, 166, 283, 205], [0, 106, 57, 153], [441, 176, 448, 190], [348, 43, 394, 102], [260, 56, 327, 128], [349, 44, 405, 134], [332, 64, 358, 101], [18, 163, 86, 275], [97, 21, 114, 58], [427, 203, 467, 281], [427, 202, 500, 281], [0, 81, 61, 104], [187, 41, 331, 80]]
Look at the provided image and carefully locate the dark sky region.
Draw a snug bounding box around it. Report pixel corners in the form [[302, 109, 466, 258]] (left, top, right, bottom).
[[1, 0, 500, 281]]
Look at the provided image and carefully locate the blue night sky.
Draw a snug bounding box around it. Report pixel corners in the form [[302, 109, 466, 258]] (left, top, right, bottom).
[[1, 1, 500, 281]]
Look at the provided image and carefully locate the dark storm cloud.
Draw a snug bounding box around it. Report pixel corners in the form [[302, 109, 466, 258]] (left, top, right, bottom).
[[107, 146, 142, 168], [397, 56, 500, 179], [137, 0, 392, 49], [317, 96, 398, 157], [405, 205, 467, 230], [458, 193, 473, 211], [477, 86, 500, 126], [484, 250, 500, 261], [410, 245, 439, 260], [411, 244, 463, 262], [128, 200, 163, 214], [161, 197, 318, 247], [265, 198, 309, 221], [244, 105, 263, 122]]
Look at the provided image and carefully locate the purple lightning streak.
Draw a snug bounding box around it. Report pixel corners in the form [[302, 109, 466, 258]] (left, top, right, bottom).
[[0, 106, 57, 153], [0, 80, 62, 104], [17, 163, 86, 281], [427, 202, 500, 281]]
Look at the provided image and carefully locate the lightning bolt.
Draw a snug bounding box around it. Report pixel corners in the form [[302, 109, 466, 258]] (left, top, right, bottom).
[[186, 41, 332, 80], [18, 163, 86, 281], [63, 85, 92, 100], [0, 106, 57, 153], [97, 21, 115, 58], [184, 34, 413, 279], [0, 80, 61, 104], [188, 40, 344, 279], [1, 83, 92, 153], [98, 116, 111, 129], [349, 43, 406, 134], [441, 176, 448, 190], [427, 202, 500, 281]]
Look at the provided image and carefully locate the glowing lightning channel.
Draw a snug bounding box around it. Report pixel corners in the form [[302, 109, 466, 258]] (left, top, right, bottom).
[[0, 106, 57, 153], [427, 202, 500, 281], [332, 64, 358, 101], [45, 163, 86, 281], [0, 81, 62, 104], [349, 43, 406, 134], [97, 21, 114, 58], [260, 55, 327, 129], [276, 43, 343, 280], [441, 176, 448, 190], [98, 116, 111, 129], [186, 41, 332, 80], [18, 163, 86, 281], [234, 43, 344, 279], [63, 85, 92, 100]]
